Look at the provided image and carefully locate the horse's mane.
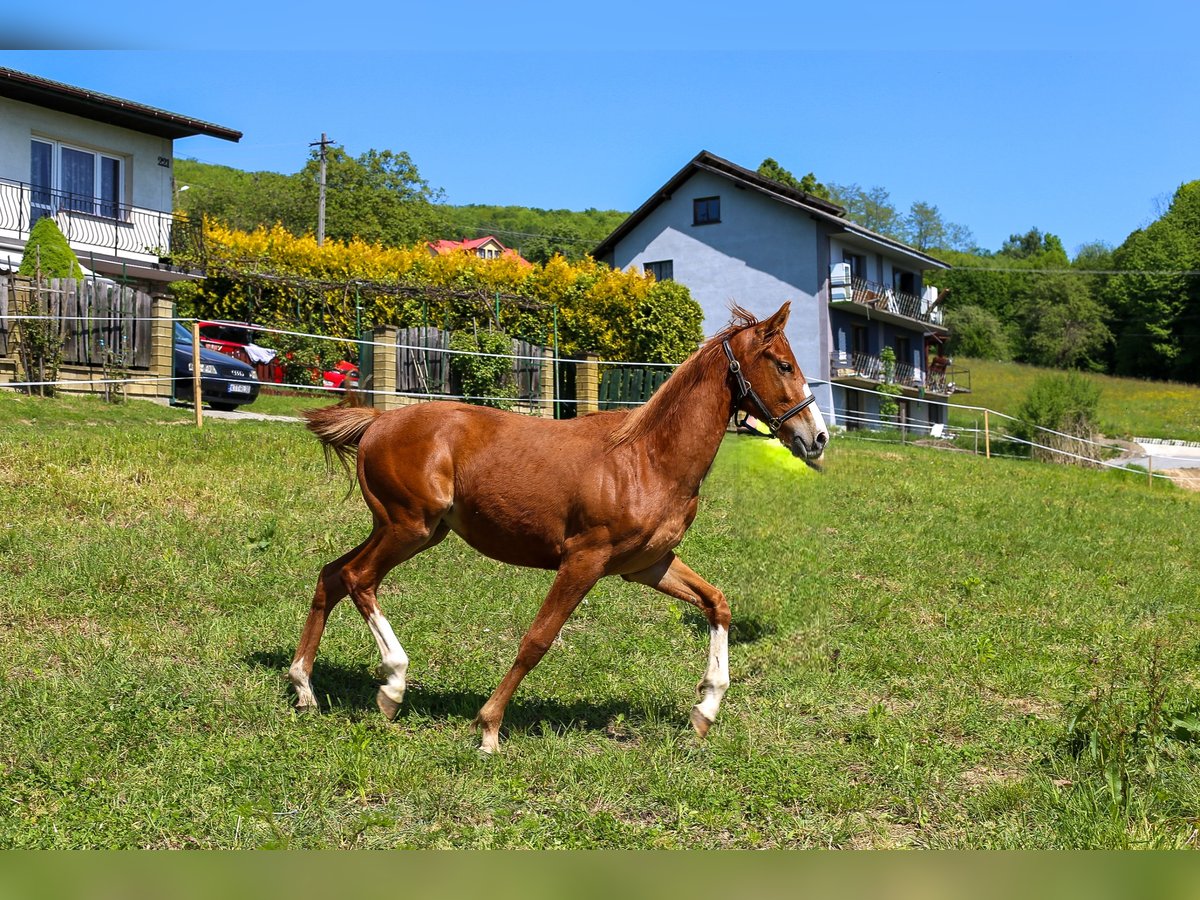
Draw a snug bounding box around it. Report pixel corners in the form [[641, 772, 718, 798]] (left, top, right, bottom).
[[609, 304, 762, 448]]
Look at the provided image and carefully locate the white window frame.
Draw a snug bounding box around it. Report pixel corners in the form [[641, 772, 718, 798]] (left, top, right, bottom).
[[30, 138, 127, 221]]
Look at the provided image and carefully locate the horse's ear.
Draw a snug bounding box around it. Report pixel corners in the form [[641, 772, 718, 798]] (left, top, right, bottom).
[[758, 302, 791, 341]]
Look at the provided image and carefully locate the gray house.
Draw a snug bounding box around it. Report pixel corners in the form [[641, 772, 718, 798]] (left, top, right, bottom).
[[594, 151, 964, 431], [0, 66, 241, 289]]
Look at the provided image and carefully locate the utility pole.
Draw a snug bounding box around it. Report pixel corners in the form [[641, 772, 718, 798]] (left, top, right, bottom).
[[310, 132, 333, 246]]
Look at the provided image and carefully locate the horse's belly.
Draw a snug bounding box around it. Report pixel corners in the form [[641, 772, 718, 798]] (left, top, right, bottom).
[[443, 505, 564, 570]]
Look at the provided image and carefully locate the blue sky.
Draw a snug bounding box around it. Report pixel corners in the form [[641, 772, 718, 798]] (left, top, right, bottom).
[[5, 2, 1199, 256]]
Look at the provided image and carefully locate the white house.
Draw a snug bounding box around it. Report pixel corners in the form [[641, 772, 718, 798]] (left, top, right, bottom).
[[0, 66, 241, 288], [594, 151, 963, 430]]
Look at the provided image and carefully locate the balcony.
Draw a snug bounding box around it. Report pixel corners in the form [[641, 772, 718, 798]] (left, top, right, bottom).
[[830, 350, 971, 396], [0, 178, 204, 269], [831, 275, 946, 330]]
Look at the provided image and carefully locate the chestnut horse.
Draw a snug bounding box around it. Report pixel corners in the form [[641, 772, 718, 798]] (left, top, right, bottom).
[[291, 302, 828, 752]]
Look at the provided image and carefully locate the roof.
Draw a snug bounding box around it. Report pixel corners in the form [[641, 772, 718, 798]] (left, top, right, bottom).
[[428, 236, 506, 254], [0, 67, 242, 143], [428, 235, 530, 265], [593, 150, 949, 270]]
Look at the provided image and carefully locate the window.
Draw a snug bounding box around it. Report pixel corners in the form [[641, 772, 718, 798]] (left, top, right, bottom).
[[30, 139, 125, 220], [693, 196, 720, 225], [844, 252, 867, 279], [645, 260, 673, 282], [895, 336, 911, 364], [852, 325, 868, 355], [893, 269, 915, 295]]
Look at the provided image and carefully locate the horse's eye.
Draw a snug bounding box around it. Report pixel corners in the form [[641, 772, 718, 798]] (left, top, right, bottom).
[[776, 361, 793, 374]]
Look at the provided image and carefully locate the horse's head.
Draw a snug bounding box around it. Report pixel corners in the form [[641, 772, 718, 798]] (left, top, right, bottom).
[[726, 302, 829, 469]]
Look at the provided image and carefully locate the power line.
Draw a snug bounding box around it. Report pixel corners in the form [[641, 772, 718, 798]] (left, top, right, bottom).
[[950, 266, 1200, 276]]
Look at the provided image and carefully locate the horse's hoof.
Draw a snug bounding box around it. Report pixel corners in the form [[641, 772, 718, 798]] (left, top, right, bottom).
[[689, 706, 713, 738], [295, 702, 319, 715], [479, 734, 500, 755], [376, 687, 403, 721]]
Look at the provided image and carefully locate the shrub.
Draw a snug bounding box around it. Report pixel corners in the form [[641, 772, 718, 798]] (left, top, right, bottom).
[[13, 218, 82, 396], [449, 327, 516, 409], [18, 217, 84, 279], [1013, 370, 1102, 463], [192, 223, 704, 364], [877, 347, 901, 422]]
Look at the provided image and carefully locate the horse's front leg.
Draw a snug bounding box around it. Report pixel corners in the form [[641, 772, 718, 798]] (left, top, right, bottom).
[[474, 553, 606, 753], [624, 552, 731, 737]]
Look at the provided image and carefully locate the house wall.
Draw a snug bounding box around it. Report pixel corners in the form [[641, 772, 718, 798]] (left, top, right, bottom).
[[602, 169, 830, 407], [0, 96, 175, 213]]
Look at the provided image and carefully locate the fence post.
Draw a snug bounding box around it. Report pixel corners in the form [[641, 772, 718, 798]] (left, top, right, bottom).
[[577, 353, 600, 415], [984, 409, 991, 459], [539, 348, 556, 418], [191, 321, 203, 429], [150, 296, 175, 401], [370, 325, 399, 410]]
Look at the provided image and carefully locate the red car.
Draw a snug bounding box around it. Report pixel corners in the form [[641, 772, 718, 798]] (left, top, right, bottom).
[[322, 360, 359, 391], [197, 321, 284, 384]]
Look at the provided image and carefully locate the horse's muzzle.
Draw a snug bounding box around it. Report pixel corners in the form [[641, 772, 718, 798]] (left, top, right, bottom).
[[790, 431, 828, 471]]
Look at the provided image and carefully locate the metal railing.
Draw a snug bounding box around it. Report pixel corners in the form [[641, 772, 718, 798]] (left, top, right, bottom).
[[829, 350, 971, 394], [0, 178, 203, 265], [841, 276, 944, 327]]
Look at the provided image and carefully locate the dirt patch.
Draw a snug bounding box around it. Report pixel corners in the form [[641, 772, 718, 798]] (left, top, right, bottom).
[[959, 765, 1024, 790], [1161, 469, 1200, 492], [983, 688, 1057, 720]]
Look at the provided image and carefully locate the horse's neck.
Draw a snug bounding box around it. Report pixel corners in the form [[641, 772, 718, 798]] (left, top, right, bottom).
[[641, 361, 733, 495]]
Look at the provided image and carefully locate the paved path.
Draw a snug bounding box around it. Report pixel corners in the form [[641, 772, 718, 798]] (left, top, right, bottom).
[[202, 408, 303, 423], [1126, 439, 1200, 470]]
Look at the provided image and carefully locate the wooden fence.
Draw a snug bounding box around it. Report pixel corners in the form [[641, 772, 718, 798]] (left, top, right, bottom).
[[394, 327, 545, 402], [0, 275, 154, 368]]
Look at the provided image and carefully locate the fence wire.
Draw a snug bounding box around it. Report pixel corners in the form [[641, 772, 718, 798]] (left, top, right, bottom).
[[1, 315, 1189, 483]]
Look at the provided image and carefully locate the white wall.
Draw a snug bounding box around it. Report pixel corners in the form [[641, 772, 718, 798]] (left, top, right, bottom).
[[0, 96, 175, 213]]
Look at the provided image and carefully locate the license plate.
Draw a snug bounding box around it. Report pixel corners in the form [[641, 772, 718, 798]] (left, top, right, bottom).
[[227, 383, 252, 395]]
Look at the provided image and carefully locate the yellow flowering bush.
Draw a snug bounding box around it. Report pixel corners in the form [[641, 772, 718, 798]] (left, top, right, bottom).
[[179, 222, 702, 363]]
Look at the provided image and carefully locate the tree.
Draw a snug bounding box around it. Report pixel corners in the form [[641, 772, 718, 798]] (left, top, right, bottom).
[[1022, 274, 1111, 370], [1000, 228, 1069, 264], [756, 158, 833, 201], [944, 304, 1012, 360], [1103, 181, 1200, 381], [300, 146, 451, 246], [828, 183, 902, 238]]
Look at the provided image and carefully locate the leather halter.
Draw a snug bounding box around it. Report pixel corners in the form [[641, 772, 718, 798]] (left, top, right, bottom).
[[722, 340, 816, 437]]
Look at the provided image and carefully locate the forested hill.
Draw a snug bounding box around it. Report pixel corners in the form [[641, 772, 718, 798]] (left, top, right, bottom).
[[173, 158, 626, 264]]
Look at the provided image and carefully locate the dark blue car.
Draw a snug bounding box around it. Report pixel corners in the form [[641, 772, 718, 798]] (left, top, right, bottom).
[[173, 323, 260, 411]]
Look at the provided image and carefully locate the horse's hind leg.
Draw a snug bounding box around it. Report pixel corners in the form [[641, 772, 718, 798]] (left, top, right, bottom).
[[343, 519, 450, 720], [624, 552, 731, 738], [289, 520, 447, 714]]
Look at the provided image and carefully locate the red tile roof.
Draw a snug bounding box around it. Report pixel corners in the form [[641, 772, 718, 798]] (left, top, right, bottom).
[[427, 235, 529, 264]]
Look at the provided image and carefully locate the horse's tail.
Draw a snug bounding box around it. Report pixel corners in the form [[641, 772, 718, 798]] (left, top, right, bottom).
[[302, 393, 380, 474]]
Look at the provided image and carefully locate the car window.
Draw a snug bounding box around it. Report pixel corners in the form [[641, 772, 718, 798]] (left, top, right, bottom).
[[175, 323, 192, 344]]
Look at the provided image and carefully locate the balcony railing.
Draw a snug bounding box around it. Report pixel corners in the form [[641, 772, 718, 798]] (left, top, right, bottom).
[[836, 276, 944, 327], [0, 178, 204, 266], [830, 350, 970, 395]]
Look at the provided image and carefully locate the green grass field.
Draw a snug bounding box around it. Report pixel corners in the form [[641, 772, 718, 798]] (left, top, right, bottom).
[[3, 390, 1199, 848], [949, 358, 1200, 442]]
